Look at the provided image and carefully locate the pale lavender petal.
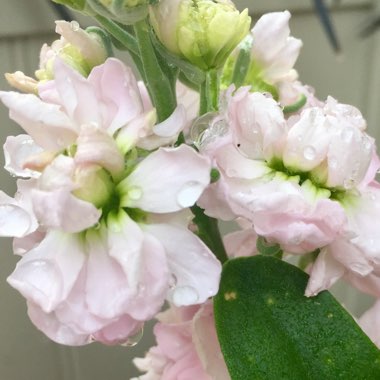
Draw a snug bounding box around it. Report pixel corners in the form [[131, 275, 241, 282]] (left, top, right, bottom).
[[3, 135, 43, 178], [7, 231, 85, 312], [88, 58, 144, 134], [0, 91, 76, 150], [32, 188, 101, 233], [144, 223, 221, 306], [27, 301, 91, 346], [53, 59, 102, 127], [75, 124, 124, 176], [305, 249, 345, 297], [119, 145, 211, 213], [107, 211, 169, 320]]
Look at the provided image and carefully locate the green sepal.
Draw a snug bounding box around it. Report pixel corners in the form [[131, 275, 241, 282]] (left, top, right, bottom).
[[150, 29, 206, 86], [214, 256, 380, 380]]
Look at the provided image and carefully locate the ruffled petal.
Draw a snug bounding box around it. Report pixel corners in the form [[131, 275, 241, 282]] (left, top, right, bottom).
[[3, 135, 43, 178], [305, 249, 345, 297], [144, 223, 221, 306], [0, 91, 76, 150], [7, 231, 85, 313]]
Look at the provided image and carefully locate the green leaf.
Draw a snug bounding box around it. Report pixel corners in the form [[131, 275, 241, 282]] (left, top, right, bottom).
[[214, 256, 380, 380]]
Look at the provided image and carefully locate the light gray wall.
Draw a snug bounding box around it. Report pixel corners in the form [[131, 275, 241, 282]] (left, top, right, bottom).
[[0, 0, 379, 379]]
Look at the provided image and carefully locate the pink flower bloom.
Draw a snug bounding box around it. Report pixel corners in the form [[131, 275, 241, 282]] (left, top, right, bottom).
[[199, 91, 357, 254], [1, 57, 221, 345], [132, 302, 229, 380], [250, 11, 302, 86]]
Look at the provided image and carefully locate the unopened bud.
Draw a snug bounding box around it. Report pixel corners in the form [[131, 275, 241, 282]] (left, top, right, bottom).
[[149, 0, 251, 70]]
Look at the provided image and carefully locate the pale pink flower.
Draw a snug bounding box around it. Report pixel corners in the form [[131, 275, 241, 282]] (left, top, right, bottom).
[[199, 91, 352, 254], [283, 97, 373, 189], [250, 11, 302, 85], [132, 302, 229, 380], [306, 180, 380, 297], [1, 57, 221, 345]]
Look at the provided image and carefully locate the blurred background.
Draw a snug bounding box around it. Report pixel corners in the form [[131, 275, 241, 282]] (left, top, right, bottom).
[[0, 0, 379, 378]]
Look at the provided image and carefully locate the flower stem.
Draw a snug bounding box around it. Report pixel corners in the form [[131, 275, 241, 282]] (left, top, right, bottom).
[[191, 205, 229, 264], [200, 69, 220, 114], [95, 15, 138, 55], [134, 19, 177, 121]]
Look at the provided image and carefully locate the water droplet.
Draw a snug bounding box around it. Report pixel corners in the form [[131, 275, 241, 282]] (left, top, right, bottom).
[[343, 178, 355, 189], [70, 20, 80, 31], [128, 186, 142, 201], [288, 235, 302, 245], [303, 146, 316, 161], [341, 127, 354, 143], [177, 181, 204, 208], [120, 326, 144, 347], [172, 285, 199, 306], [190, 112, 216, 143]]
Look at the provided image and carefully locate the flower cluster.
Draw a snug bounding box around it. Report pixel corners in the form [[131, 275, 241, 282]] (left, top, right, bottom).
[[2, 0, 380, 378]]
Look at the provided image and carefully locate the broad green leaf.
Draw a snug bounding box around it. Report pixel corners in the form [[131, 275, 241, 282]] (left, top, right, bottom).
[[214, 256, 380, 380]]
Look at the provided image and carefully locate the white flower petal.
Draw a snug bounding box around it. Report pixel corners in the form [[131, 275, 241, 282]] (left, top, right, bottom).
[[119, 145, 211, 213]]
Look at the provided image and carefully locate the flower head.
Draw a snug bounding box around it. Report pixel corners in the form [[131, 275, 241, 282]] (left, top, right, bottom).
[[149, 0, 251, 70], [133, 302, 230, 380], [0, 57, 221, 345]]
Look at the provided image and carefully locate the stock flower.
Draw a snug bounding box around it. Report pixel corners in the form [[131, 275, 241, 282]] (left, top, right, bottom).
[[5, 20, 110, 94], [0, 57, 221, 345], [199, 87, 374, 256], [149, 0, 251, 70], [132, 302, 229, 380], [221, 11, 302, 102]]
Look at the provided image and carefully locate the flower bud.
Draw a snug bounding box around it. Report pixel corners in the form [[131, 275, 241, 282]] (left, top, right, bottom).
[[149, 0, 251, 70], [35, 21, 110, 81], [87, 0, 149, 24]]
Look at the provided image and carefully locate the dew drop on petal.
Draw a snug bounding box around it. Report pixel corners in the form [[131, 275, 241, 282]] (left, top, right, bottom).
[[343, 178, 355, 189], [172, 286, 199, 306], [128, 186, 142, 201], [177, 181, 204, 208], [303, 146, 316, 161], [120, 326, 144, 347], [70, 20, 80, 31]]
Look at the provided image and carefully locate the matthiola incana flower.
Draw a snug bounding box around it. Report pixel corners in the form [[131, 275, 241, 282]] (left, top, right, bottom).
[[222, 11, 303, 103], [6, 20, 110, 94], [0, 57, 221, 345], [149, 0, 251, 70], [132, 302, 229, 380], [199, 87, 375, 258]]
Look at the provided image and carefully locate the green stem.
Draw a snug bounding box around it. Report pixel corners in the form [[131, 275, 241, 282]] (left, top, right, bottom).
[[199, 69, 220, 115], [134, 19, 176, 121], [231, 47, 251, 87], [191, 205, 228, 264], [206, 69, 219, 112], [95, 15, 138, 55]]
